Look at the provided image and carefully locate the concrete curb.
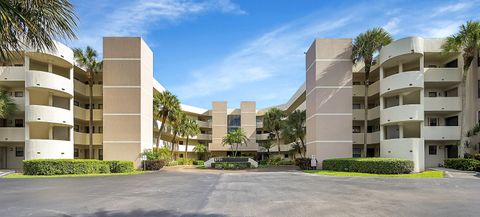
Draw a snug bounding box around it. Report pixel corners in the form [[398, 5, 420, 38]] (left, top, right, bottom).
[[0, 170, 15, 177]]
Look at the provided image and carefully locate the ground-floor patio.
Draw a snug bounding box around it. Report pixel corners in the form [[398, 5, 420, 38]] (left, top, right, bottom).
[[0, 168, 479, 217]]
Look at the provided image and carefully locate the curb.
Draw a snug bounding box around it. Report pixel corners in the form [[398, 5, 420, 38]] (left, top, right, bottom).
[[0, 171, 15, 177]]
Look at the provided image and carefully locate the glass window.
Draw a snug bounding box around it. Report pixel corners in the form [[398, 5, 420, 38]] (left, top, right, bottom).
[[15, 147, 24, 157], [14, 91, 23, 97], [228, 115, 241, 132], [99, 149, 103, 160], [14, 119, 23, 127], [74, 148, 79, 158], [352, 103, 361, 109], [74, 125, 80, 132], [352, 126, 361, 133], [428, 92, 437, 97], [74, 101, 80, 106], [353, 148, 361, 157], [429, 145, 437, 155], [98, 127, 103, 133], [429, 118, 438, 126], [98, 104, 103, 109]]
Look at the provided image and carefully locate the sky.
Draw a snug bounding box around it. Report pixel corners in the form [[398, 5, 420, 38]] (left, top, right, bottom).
[[68, 0, 480, 109]]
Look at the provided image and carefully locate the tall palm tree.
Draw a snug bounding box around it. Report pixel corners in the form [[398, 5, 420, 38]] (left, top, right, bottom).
[[263, 108, 285, 155], [222, 128, 248, 157], [259, 139, 274, 159], [352, 27, 393, 157], [153, 91, 180, 150], [283, 110, 307, 158], [0, 0, 77, 60], [73, 47, 101, 159], [193, 143, 207, 160], [442, 21, 480, 155], [182, 118, 200, 159], [0, 90, 17, 119], [170, 111, 186, 159]]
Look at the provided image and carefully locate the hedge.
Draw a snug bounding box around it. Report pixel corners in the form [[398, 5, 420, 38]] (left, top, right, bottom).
[[444, 158, 480, 171], [143, 160, 165, 170], [211, 162, 251, 169], [23, 159, 134, 175], [193, 160, 204, 166], [295, 158, 313, 170], [323, 158, 414, 174]]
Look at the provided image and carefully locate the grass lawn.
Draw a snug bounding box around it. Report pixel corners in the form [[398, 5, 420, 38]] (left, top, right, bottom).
[[2, 171, 146, 179], [304, 170, 444, 178]]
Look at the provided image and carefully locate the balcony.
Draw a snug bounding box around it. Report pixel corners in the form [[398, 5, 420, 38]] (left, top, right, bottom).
[[0, 127, 25, 142], [256, 133, 270, 140], [424, 97, 461, 112], [381, 104, 423, 125], [13, 97, 25, 111], [0, 66, 25, 81], [27, 41, 74, 66], [194, 134, 212, 140], [353, 106, 380, 120], [26, 70, 73, 97], [379, 37, 424, 65], [26, 105, 73, 126], [196, 120, 211, 128], [25, 139, 73, 159], [380, 71, 424, 96], [74, 132, 103, 145], [74, 106, 102, 121], [424, 68, 461, 83], [352, 81, 380, 97], [353, 131, 380, 144], [74, 79, 102, 97], [423, 126, 461, 140]]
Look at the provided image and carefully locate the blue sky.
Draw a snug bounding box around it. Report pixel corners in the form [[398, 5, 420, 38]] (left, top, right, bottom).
[[69, 0, 480, 109]]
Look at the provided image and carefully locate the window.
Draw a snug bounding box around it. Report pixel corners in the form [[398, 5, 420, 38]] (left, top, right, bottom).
[[98, 104, 103, 109], [84, 126, 89, 133], [14, 91, 23, 97], [352, 103, 361, 109], [98, 127, 103, 133], [74, 148, 79, 158], [85, 104, 90, 109], [74, 125, 80, 132], [284, 154, 289, 158], [99, 149, 103, 160], [15, 147, 24, 157], [227, 115, 241, 132], [74, 101, 80, 106], [179, 141, 183, 145], [257, 130, 262, 134], [429, 145, 437, 155], [352, 81, 361, 85], [428, 118, 439, 126], [14, 119, 23, 127], [179, 154, 184, 158], [352, 126, 361, 133], [353, 148, 361, 158], [428, 92, 437, 97]]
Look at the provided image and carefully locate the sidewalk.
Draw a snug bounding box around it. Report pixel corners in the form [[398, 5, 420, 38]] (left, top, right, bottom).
[[0, 170, 15, 177], [430, 167, 480, 179]]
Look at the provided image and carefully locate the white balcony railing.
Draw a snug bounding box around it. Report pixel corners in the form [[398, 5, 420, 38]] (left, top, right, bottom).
[[381, 104, 423, 125], [26, 70, 73, 96], [380, 71, 424, 96], [423, 126, 461, 140], [26, 105, 73, 126], [0, 66, 25, 81], [0, 127, 25, 142], [424, 97, 461, 111], [424, 68, 461, 83]]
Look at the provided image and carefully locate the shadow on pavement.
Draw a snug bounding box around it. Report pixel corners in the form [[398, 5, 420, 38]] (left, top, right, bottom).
[[59, 209, 227, 217]]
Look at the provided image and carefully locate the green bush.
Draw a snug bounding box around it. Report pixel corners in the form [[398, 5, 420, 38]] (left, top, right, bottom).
[[177, 158, 193, 165], [473, 153, 480, 161], [211, 162, 251, 169], [267, 156, 282, 165], [278, 160, 294, 165], [323, 158, 414, 174], [193, 160, 204, 166], [23, 159, 135, 175], [166, 161, 178, 166], [258, 160, 268, 165], [295, 158, 313, 170], [106, 160, 134, 173], [444, 158, 480, 171], [143, 160, 165, 170]]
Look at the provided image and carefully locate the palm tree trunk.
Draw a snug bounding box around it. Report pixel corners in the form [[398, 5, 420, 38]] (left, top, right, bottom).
[[299, 138, 306, 158], [185, 137, 189, 159], [89, 84, 93, 159], [156, 114, 168, 150], [363, 81, 368, 158], [460, 68, 467, 157], [276, 132, 281, 156], [171, 133, 177, 160]]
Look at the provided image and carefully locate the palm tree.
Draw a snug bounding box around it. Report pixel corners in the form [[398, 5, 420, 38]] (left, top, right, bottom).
[[263, 108, 285, 155], [0, 0, 77, 60], [283, 110, 307, 158], [352, 27, 393, 157], [442, 21, 480, 155], [153, 91, 180, 150], [0, 90, 17, 119], [73, 47, 102, 159], [222, 128, 248, 157], [181, 118, 200, 159], [259, 139, 274, 159], [193, 143, 207, 160], [170, 111, 186, 159]]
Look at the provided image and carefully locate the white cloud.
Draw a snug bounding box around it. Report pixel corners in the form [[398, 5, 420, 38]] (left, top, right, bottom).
[[70, 0, 244, 52], [383, 18, 400, 35], [172, 16, 352, 99], [431, 2, 471, 17]]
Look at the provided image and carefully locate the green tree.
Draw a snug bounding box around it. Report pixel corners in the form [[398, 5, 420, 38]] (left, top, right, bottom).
[[0, 90, 17, 119], [442, 21, 480, 155], [193, 143, 208, 160], [0, 0, 77, 60], [263, 108, 285, 155], [259, 138, 274, 159], [153, 91, 180, 150], [73, 47, 102, 159], [352, 27, 393, 157], [283, 110, 306, 158], [222, 128, 249, 157], [181, 117, 200, 159], [169, 110, 186, 159]]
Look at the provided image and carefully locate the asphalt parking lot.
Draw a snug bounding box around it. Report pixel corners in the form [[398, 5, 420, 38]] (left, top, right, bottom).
[[0, 168, 479, 217]]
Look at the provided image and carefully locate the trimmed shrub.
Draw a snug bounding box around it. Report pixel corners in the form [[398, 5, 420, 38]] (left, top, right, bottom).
[[193, 160, 204, 166], [278, 160, 294, 165], [295, 158, 313, 170], [444, 158, 480, 171], [143, 160, 165, 170], [23, 159, 136, 175], [176, 158, 193, 165], [166, 161, 178, 166], [258, 160, 268, 165], [473, 153, 480, 161], [267, 156, 282, 165], [106, 160, 134, 173], [211, 162, 251, 169], [323, 158, 414, 174]]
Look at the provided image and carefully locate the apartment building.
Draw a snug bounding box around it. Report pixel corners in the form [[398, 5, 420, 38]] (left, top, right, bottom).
[[1, 36, 478, 172]]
